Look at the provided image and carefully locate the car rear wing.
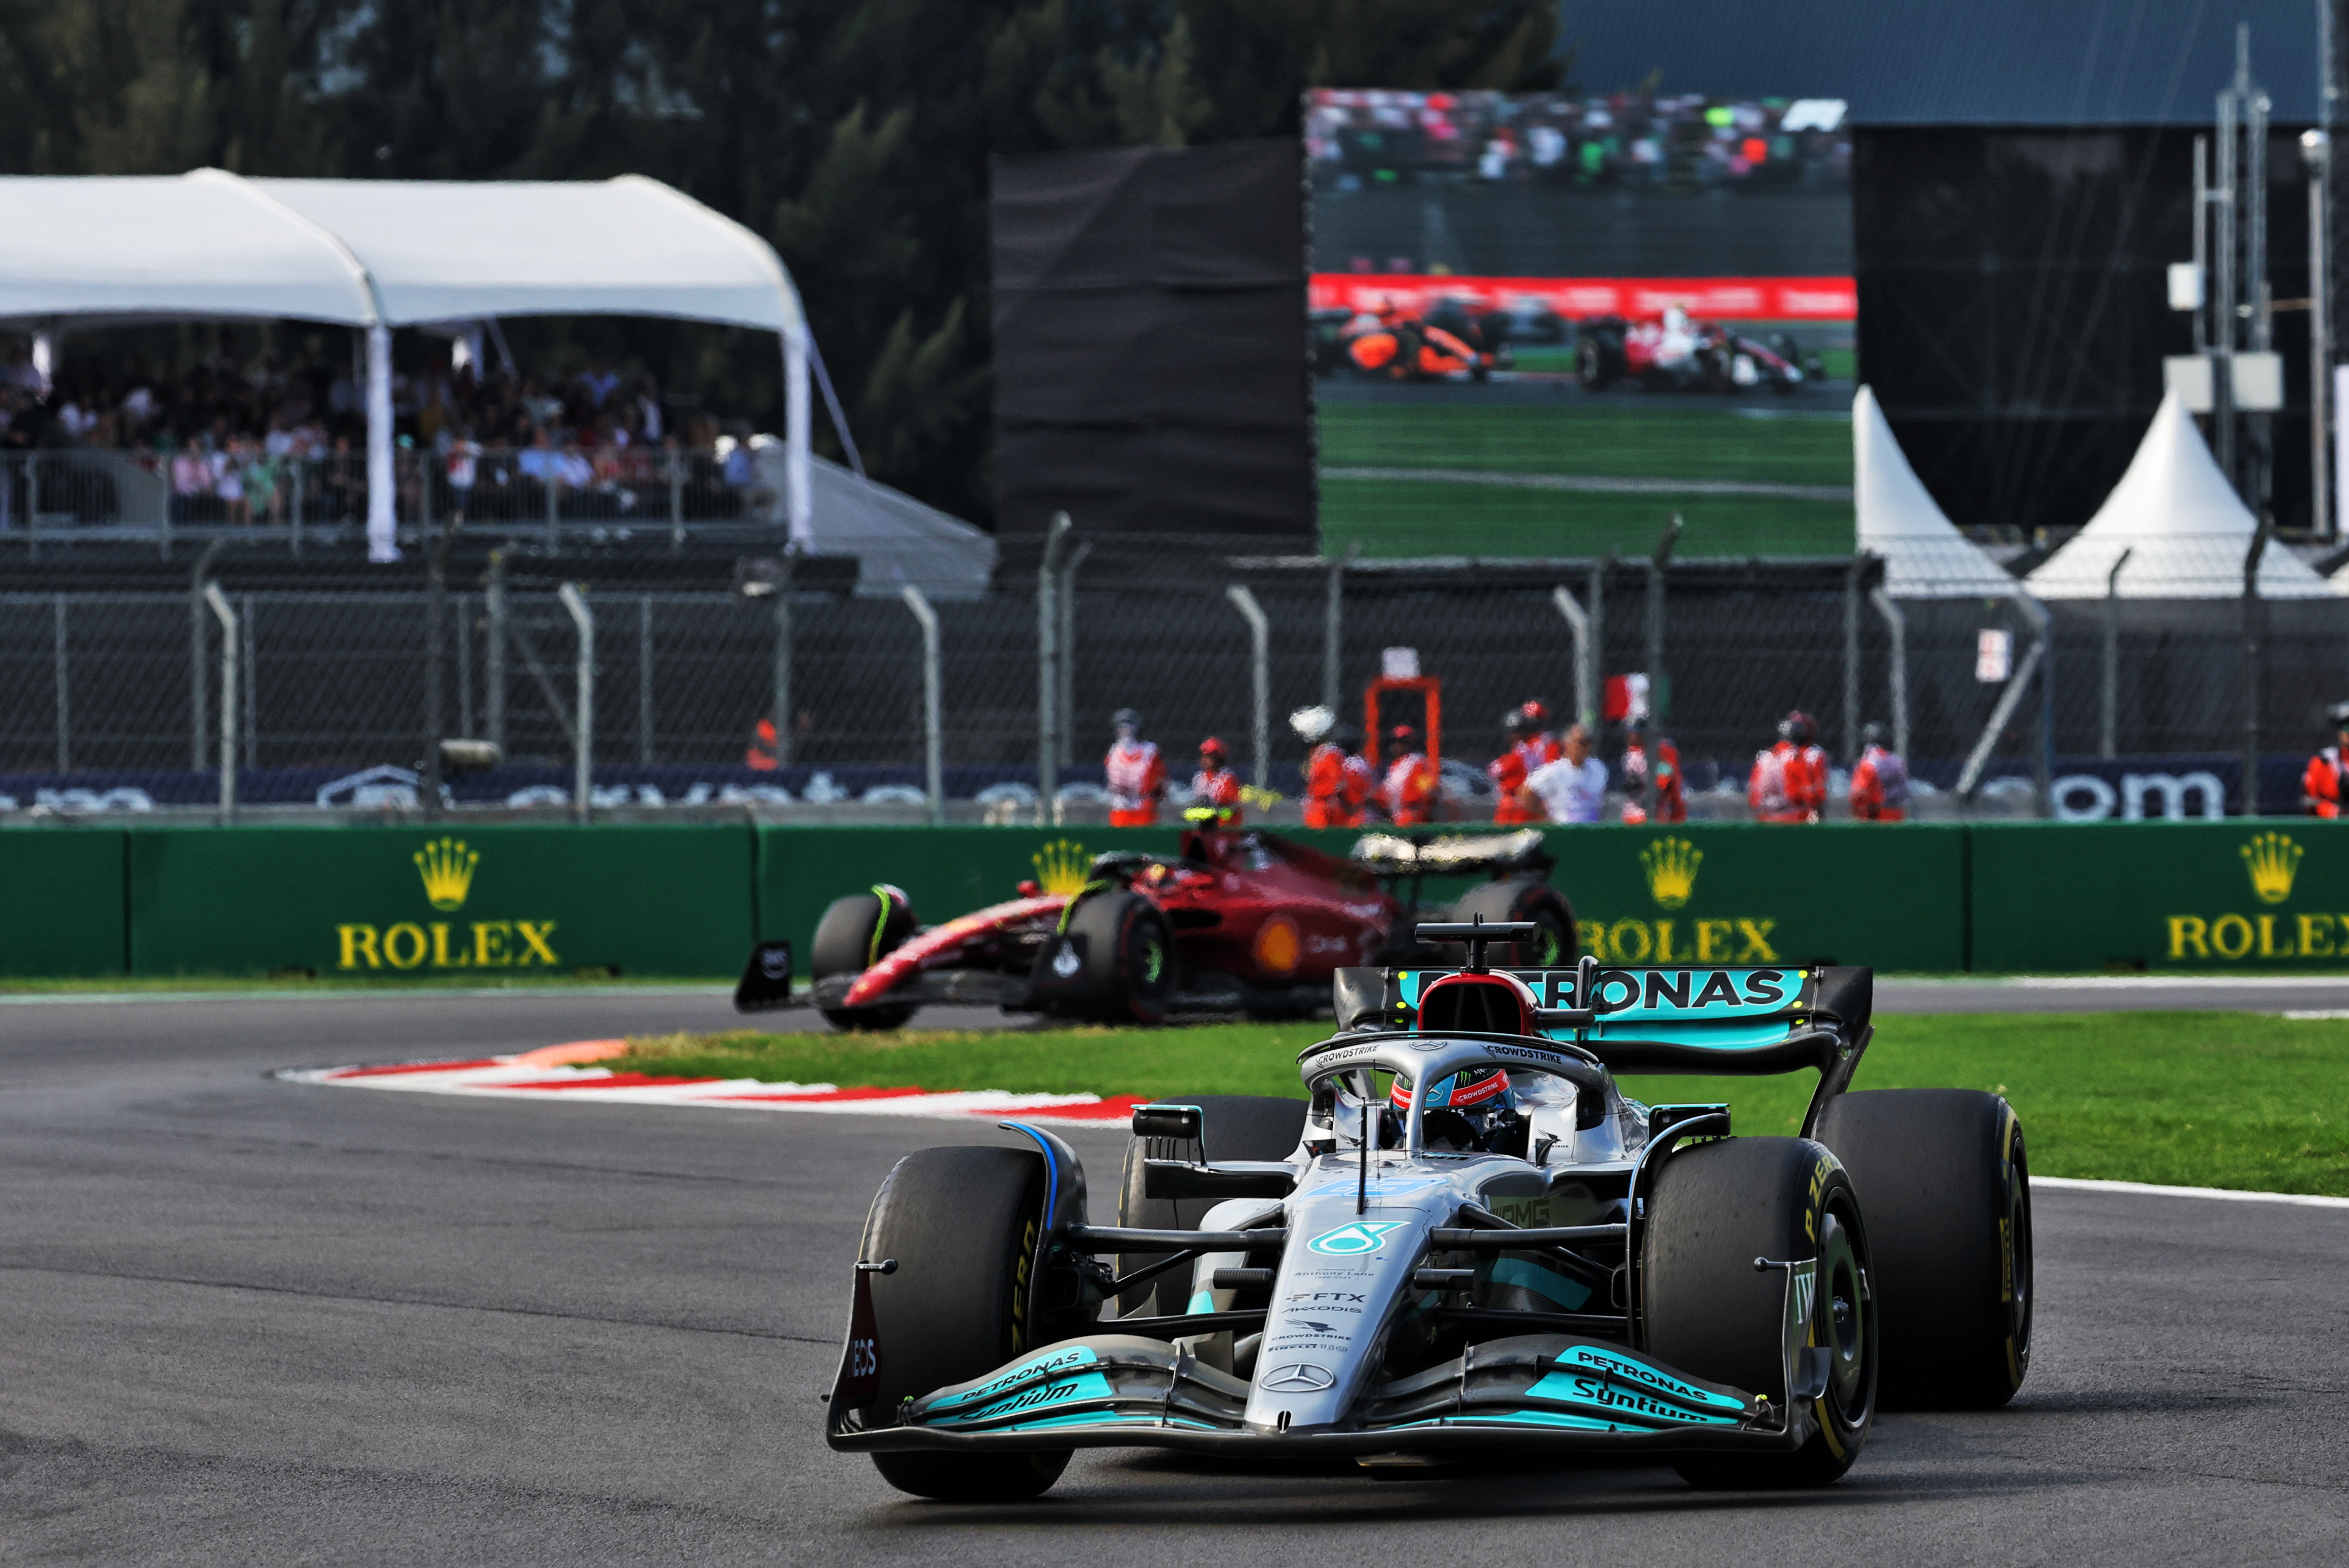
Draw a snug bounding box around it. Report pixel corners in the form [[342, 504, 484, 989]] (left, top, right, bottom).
[[1331, 961, 1873, 1080], [1349, 828, 1550, 876]]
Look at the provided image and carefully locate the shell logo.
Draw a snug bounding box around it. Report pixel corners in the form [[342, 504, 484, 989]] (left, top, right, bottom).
[[1253, 915, 1302, 976]]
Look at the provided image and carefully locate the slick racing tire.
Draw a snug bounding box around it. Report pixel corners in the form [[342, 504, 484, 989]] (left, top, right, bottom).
[[1116, 1095, 1307, 1317], [1575, 332, 1622, 390], [1644, 1136, 1877, 1489], [858, 1144, 1071, 1502], [1054, 891, 1176, 1025], [1444, 878, 1577, 968], [1814, 1089, 2031, 1409], [811, 889, 918, 1031]]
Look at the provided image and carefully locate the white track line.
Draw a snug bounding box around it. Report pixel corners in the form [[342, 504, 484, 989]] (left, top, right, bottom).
[[2033, 1175, 2349, 1210]]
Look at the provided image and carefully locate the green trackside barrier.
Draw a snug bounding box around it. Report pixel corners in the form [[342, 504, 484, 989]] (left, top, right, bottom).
[[1970, 820, 2349, 972], [125, 824, 756, 978], [753, 821, 1969, 976], [0, 829, 129, 976]]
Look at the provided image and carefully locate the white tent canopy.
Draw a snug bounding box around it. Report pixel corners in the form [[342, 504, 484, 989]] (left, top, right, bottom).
[[1853, 384, 2016, 598], [2027, 390, 2337, 599], [0, 170, 810, 561]]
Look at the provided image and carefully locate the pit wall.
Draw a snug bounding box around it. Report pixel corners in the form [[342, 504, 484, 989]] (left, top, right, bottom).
[[0, 820, 2341, 979]]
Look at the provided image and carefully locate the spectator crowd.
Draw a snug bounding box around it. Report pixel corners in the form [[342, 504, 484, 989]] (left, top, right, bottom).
[[1, 336, 754, 528]]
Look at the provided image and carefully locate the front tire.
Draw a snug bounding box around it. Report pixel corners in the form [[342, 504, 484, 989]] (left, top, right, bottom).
[[1644, 1136, 1877, 1488], [1814, 1089, 2032, 1409], [858, 1145, 1071, 1501], [1052, 891, 1176, 1025]]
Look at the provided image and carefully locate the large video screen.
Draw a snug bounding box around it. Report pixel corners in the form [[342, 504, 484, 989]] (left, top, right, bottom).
[[1307, 89, 1856, 559]]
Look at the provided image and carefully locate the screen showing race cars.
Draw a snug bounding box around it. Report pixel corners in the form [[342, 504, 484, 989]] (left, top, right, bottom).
[[1307, 89, 1856, 561]]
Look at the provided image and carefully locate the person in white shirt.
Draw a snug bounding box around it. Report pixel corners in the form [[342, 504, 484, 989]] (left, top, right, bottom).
[[1523, 723, 1609, 824]]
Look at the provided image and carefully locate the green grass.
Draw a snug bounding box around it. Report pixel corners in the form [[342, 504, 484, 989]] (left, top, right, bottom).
[[615, 1011, 2349, 1197], [1317, 480, 1853, 559], [1315, 404, 1854, 486], [1507, 347, 1858, 380]]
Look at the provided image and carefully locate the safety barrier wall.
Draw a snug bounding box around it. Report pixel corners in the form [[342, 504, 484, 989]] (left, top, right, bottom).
[[121, 824, 757, 979], [7, 818, 2349, 980], [1968, 820, 2349, 972]]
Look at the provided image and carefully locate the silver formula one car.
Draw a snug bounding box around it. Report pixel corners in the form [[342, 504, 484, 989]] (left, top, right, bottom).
[[825, 923, 2033, 1499]]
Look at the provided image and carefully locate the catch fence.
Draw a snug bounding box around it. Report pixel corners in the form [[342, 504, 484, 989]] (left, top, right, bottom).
[[3, 538, 2345, 817]]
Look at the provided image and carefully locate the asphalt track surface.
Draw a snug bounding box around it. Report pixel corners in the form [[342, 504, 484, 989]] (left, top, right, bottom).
[[4, 985, 2344, 1563]]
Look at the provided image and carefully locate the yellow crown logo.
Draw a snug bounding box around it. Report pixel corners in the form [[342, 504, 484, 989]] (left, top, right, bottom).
[[2240, 830, 2302, 905], [1031, 838, 1093, 896], [1640, 836, 1703, 910], [415, 836, 480, 911]]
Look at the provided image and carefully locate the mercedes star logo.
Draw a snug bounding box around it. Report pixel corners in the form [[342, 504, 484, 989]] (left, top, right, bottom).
[[1260, 1364, 1336, 1393]]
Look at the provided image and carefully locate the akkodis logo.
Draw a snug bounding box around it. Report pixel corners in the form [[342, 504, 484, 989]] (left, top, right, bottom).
[[1308, 1221, 1404, 1256]]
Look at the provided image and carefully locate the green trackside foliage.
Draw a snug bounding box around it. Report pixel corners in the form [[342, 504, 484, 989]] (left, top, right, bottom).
[[615, 1010, 2349, 1197]]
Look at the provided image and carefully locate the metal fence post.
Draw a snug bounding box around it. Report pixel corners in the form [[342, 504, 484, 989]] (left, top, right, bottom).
[[639, 593, 654, 764], [1550, 585, 1592, 727], [772, 550, 796, 767], [1588, 556, 1608, 720], [485, 549, 508, 754], [1647, 516, 1679, 722], [1868, 589, 1908, 761], [1324, 543, 1356, 713], [2100, 548, 2133, 758], [455, 590, 473, 741], [902, 585, 944, 825], [2013, 588, 2055, 816], [203, 582, 237, 820], [559, 583, 593, 822], [667, 448, 685, 555], [1037, 512, 1071, 809], [1226, 585, 1270, 790], [1058, 540, 1090, 766], [1842, 558, 1862, 760], [288, 463, 303, 558], [241, 592, 256, 770], [53, 593, 69, 772], [188, 538, 225, 769], [25, 454, 37, 564], [2243, 522, 2272, 815], [424, 521, 451, 820], [545, 469, 561, 551]]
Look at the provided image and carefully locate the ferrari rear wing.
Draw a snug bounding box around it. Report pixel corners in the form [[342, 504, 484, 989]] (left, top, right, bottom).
[[1350, 828, 1550, 875]]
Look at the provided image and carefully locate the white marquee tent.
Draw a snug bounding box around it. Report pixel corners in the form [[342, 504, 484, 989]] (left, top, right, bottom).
[[0, 171, 812, 562], [1853, 384, 2016, 597], [2026, 390, 2336, 598]]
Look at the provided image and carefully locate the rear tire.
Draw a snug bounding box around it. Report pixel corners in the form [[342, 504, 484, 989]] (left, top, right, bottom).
[[812, 890, 918, 1031], [1116, 1095, 1307, 1316], [1643, 1137, 1877, 1488], [1814, 1089, 2031, 1409], [858, 1144, 1071, 1501], [1052, 891, 1176, 1025], [1575, 333, 1620, 390], [1445, 878, 1577, 968]]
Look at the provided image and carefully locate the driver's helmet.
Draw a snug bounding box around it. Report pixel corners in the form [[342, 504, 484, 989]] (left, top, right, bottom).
[[1389, 1064, 1512, 1114]]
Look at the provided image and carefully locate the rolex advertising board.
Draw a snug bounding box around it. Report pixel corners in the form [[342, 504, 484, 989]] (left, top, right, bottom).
[[1969, 822, 2349, 972], [124, 825, 756, 978], [0, 830, 127, 976]]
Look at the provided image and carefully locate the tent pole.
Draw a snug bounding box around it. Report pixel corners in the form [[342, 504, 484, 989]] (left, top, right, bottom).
[[366, 324, 397, 562], [784, 332, 811, 549]]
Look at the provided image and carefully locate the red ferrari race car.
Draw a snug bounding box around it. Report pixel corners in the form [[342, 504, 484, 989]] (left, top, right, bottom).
[[773, 826, 1575, 1030], [1574, 305, 1822, 395]]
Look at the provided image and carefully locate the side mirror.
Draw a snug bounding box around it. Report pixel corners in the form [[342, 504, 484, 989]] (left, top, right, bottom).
[[1130, 1103, 1204, 1142]]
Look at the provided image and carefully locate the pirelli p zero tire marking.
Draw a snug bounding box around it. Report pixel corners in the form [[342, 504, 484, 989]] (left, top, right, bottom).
[[1813, 1088, 2034, 1410], [1642, 1136, 1878, 1489], [856, 1144, 1071, 1502]]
